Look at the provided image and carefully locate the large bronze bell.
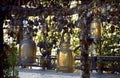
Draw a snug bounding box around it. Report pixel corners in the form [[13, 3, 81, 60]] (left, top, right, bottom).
[[90, 17, 101, 38], [19, 33, 36, 64], [57, 42, 74, 73], [57, 32, 74, 73]]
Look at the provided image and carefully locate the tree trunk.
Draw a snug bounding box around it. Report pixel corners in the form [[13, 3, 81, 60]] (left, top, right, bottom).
[[0, 4, 9, 78], [80, 33, 90, 78], [0, 6, 6, 78]]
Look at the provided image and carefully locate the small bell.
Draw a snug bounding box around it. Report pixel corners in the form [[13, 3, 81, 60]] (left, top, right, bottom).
[[34, 19, 39, 26], [23, 19, 28, 26], [90, 16, 101, 39], [75, 20, 81, 28], [57, 13, 63, 22], [57, 23, 63, 32]]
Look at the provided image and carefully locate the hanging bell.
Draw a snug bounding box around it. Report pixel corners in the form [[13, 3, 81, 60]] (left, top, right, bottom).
[[23, 19, 28, 25], [90, 17, 101, 39], [57, 33, 74, 73], [34, 19, 39, 26], [19, 32, 36, 64], [57, 13, 63, 22], [75, 20, 81, 28], [57, 24, 63, 32]]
